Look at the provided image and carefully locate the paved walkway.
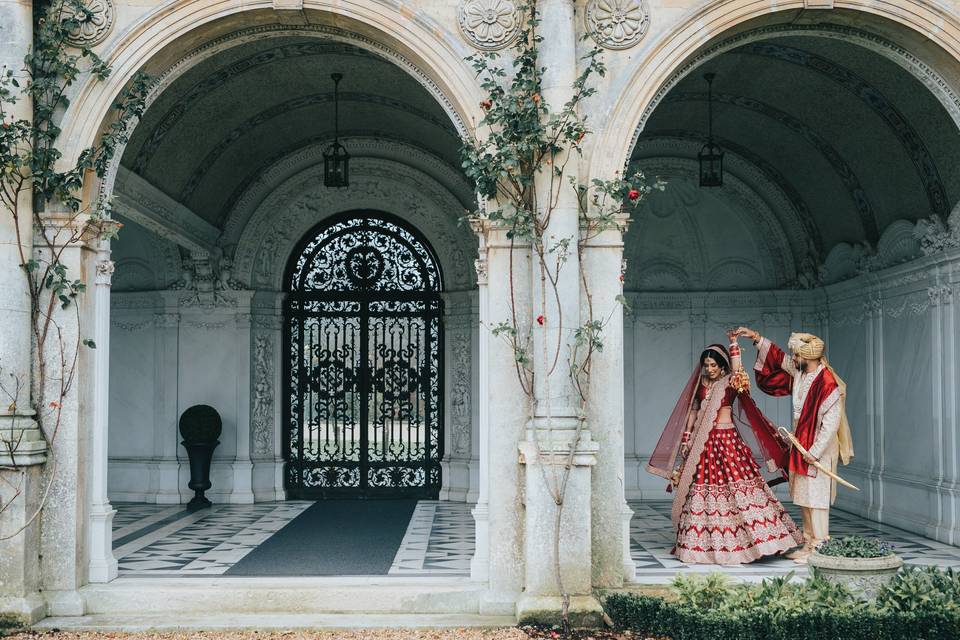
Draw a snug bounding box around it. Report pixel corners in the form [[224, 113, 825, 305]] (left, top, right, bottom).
[[112, 500, 960, 580]]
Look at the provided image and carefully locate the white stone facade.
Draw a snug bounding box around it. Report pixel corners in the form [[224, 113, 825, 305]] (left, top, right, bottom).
[[1, 0, 960, 625]]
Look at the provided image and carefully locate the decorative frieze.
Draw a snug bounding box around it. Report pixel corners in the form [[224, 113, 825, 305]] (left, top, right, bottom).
[[585, 0, 650, 50], [458, 0, 522, 51]]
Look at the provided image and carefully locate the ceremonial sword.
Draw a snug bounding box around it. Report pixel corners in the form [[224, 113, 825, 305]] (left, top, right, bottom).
[[777, 426, 859, 492]]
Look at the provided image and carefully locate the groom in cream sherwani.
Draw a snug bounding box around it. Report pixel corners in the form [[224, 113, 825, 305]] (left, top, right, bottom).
[[734, 327, 854, 563]]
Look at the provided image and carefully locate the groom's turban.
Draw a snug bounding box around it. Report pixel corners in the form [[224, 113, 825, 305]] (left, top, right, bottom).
[[788, 332, 825, 360]]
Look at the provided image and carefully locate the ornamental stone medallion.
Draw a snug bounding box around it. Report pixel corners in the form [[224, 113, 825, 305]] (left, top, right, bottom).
[[458, 0, 522, 50], [63, 0, 115, 47], [585, 0, 650, 50]]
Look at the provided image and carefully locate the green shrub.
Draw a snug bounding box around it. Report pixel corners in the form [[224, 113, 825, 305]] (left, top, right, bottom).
[[816, 535, 894, 558], [604, 569, 960, 640], [875, 566, 960, 615]]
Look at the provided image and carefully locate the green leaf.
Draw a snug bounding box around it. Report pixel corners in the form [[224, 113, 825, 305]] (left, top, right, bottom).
[[82, 339, 96, 349]]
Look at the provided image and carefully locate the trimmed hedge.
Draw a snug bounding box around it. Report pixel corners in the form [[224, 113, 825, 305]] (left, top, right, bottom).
[[604, 591, 960, 640]]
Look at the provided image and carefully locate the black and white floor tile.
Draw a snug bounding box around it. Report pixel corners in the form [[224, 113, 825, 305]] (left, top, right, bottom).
[[389, 501, 474, 575], [112, 500, 960, 580], [113, 502, 312, 575], [628, 500, 960, 580]]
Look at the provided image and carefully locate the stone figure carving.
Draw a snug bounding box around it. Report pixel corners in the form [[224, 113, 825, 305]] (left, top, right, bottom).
[[171, 252, 241, 307], [451, 332, 471, 456], [252, 335, 274, 456], [62, 0, 115, 47], [458, 0, 522, 50], [585, 0, 650, 50], [914, 207, 960, 256]]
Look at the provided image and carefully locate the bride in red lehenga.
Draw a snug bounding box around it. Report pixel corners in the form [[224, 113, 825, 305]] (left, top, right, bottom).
[[646, 336, 803, 565]]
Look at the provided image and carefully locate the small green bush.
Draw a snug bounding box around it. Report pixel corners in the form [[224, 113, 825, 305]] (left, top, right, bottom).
[[605, 568, 960, 640], [816, 535, 894, 558]]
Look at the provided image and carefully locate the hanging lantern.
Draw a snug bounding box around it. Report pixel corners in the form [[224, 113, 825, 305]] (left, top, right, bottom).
[[324, 73, 350, 188], [698, 72, 724, 188]]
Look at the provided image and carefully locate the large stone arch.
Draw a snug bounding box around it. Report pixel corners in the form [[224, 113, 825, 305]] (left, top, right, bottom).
[[589, 1, 960, 184], [56, 1, 482, 202]]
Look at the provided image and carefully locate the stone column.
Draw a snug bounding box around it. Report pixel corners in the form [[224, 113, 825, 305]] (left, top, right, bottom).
[[473, 220, 530, 614], [0, 1, 46, 622], [470, 240, 490, 582], [86, 238, 118, 582], [582, 222, 634, 586], [517, 0, 601, 625]]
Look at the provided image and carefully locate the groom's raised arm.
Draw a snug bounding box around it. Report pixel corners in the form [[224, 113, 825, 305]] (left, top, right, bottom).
[[753, 336, 795, 397]]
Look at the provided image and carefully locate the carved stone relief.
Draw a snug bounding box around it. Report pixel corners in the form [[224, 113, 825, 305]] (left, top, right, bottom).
[[458, 0, 522, 50], [252, 334, 274, 456], [63, 0, 115, 47], [450, 330, 472, 456], [585, 0, 650, 50]]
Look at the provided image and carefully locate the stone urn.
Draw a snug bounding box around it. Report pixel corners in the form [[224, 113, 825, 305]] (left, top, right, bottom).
[[808, 550, 904, 599], [179, 404, 222, 511]]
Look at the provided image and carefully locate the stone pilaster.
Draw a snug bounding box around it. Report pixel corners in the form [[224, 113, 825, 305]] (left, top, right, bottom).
[[472, 219, 529, 614], [0, 0, 46, 623], [37, 213, 94, 616], [87, 239, 118, 583], [581, 219, 634, 586]]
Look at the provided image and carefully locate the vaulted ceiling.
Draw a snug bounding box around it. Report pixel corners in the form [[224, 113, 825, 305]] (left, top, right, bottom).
[[631, 33, 960, 287], [120, 36, 468, 230]]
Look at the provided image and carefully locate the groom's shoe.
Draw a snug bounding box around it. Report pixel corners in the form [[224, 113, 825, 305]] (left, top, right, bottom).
[[785, 543, 810, 561]]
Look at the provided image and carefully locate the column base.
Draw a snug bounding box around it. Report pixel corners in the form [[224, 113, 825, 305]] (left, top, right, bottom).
[[44, 589, 84, 616], [470, 501, 489, 582], [229, 461, 255, 504], [0, 593, 46, 625], [87, 503, 118, 583], [516, 594, 604, 628]]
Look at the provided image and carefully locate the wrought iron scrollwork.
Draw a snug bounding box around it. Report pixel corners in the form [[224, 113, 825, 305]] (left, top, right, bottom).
[[284, 212, 443, 498]]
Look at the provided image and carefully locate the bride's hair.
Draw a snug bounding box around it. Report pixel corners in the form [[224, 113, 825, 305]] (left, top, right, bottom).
[[700, 345, 730, 375]]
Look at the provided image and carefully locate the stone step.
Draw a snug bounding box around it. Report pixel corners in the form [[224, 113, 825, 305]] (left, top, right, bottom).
[[35, 613, 517, 632], [77, 577, 492, 616]]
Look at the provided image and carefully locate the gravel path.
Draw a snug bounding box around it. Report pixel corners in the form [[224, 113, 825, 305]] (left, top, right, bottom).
[[6, 629, 641, 640]]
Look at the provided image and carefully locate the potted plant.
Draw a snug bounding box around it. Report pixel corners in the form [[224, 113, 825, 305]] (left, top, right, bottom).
[[808, 535, 903, 599]]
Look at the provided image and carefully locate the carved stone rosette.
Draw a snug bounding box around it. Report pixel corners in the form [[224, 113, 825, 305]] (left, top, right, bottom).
[[585, 0, 650, 50], [458, 0, 522, 51], [63, 0, 115, 47]]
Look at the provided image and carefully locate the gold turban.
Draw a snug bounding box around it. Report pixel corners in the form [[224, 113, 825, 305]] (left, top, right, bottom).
[[787, 332, 854, 480], [788, 332, 824, 360]]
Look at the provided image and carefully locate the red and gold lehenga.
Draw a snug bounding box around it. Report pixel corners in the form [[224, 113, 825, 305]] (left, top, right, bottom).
[[647, 343, 803, 565]]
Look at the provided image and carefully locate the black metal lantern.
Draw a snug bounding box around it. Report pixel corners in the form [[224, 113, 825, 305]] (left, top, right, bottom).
[[698, 72, 724, 188], [324, 73, 350, 188]]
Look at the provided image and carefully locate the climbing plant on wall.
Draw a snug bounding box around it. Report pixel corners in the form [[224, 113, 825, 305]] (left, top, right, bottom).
[[460, 1, 664, 628], [0, 0, 149, 536]]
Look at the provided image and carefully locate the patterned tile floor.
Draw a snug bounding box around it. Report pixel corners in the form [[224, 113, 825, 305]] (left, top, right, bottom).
[[112, 500, 960, 580], [628, 501, 960, 581]]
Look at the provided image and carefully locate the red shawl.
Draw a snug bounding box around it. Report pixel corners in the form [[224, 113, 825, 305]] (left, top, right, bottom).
[[755, 341, 840, 476]]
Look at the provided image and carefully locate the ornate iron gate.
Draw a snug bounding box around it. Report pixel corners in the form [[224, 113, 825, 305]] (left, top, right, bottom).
[[283, 212, 444, 498]]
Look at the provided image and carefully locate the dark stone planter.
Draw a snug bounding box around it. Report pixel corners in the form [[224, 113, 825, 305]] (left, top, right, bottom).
[[179, 405, 223, 511], [182, 440, 219, 511]]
